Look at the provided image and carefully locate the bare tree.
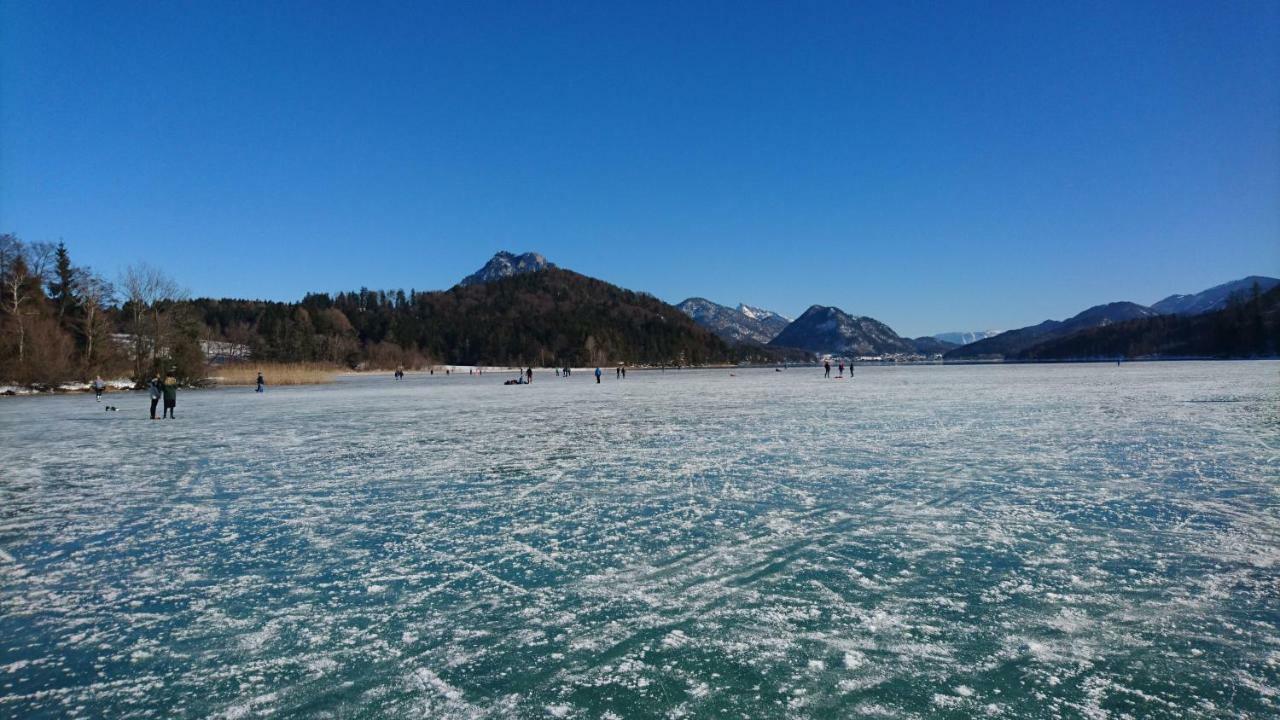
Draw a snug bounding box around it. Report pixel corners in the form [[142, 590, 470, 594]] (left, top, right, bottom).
[[74, 268, 116, 371], [0, 234, 43, 365], [24, 241, 57, 287], [0, 234, 21, 279], [120, 263, 187, 379]]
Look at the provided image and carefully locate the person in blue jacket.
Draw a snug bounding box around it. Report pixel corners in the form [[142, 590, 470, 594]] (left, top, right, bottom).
[[594, 367, 602, 384]]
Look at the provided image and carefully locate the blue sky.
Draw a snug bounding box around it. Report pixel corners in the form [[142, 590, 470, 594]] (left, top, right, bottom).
[[2, 1, 1277, 337]]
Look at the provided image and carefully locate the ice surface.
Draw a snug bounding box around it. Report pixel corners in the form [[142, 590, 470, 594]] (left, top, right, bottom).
[[1, 362, 1278, 718]]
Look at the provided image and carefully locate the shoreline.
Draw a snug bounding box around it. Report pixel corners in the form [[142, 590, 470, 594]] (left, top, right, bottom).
[[5, 356, 1277, 398]]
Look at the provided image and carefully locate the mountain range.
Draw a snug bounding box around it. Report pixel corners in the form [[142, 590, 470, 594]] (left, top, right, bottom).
[[945, 277, 1278, 361], [454, 251, 1277, 361], [1016, 284, 1280, 360], [944, 302, 1161, 359]]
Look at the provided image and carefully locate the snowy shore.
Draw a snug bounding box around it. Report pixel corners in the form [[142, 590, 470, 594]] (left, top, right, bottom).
[[0, 378, 136, 396]]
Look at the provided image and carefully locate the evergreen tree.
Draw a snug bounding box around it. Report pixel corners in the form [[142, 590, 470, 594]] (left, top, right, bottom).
[[48, 241, 77, 326]]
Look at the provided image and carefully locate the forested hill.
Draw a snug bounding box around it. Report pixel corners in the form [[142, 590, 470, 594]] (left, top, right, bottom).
[[193, 267, 736, 367], [1014, 285, 1280, 360]]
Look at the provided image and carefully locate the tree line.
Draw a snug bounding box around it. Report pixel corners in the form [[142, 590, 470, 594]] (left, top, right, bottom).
[[191, 267, 741, 369], [0, 234, 204, 386], [1, 237, 747, 387]]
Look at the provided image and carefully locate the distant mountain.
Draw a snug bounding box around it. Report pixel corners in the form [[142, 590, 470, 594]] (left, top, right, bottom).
[[769, 305, 916, 356], [933, 330, 1001, 346], [195, 264, 734, 367], [1018, 285, 1280, 360], [433, 268, 733, 365], [1151, 276, 1279, 316], [945, 302, 1159, 360], [911, 336, 958, 355], [458, 251, 553, 287], [676, 297, 791, 345]]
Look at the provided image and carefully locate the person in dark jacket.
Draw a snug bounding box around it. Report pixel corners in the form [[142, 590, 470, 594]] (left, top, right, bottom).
[[256, 371, 265, 392], [526, 367, 533, 384], [148, 376, 162, 419], [595, 367, 602, 384], [162, 375, 178, 419], [824, 360, 831, 378]]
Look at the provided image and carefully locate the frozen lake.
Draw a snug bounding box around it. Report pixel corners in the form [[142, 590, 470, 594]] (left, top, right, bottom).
[[1, 362, 1278, 718]]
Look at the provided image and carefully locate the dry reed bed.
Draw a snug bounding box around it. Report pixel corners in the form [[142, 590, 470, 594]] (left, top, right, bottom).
[[211, 363, 339, 386]]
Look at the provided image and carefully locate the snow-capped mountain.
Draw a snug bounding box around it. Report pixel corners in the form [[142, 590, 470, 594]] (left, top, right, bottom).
[[676, 298, 791, 345], [458, 251, 554, 287], [768, 305, 916, 356], [1150, 276, 1279, 316], [737, 304, 790, 324], [933, 330, 1002, 346]]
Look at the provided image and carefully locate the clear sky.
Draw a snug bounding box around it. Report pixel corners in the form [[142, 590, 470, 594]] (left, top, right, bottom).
[[2, 1, 1277, 337]]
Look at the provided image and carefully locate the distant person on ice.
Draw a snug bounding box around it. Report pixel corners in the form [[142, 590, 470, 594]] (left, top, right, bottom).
[[824, 360, 831, 378], [526, 367, 533, 384], [838, 362, 844, 377], [148, 376, 161, 419], [595, 367, 602, 384], [92, 376, 106, 401], [256, 371, 265, 392], [162, 374, 178, 419]]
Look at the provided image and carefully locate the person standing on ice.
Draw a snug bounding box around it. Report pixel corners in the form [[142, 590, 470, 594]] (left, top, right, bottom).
[[595, 367, 602, 384], [526, 367, 533, 384], [838, 362, 844, 377], [162, 373, 178, 419], [147, 376, 161, 419], [92, 375, 106, 401], [256, 371, 265, 392], [824, 360, 831, 378]]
